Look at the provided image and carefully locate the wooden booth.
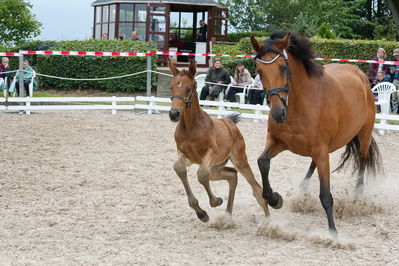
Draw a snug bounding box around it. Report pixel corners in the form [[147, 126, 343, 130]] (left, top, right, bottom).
[[91, 0, 228, 66]]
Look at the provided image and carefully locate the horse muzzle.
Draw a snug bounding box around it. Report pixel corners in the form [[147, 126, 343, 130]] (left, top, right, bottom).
[[271, 105, 287, 124], [169, 108, 180, 122]]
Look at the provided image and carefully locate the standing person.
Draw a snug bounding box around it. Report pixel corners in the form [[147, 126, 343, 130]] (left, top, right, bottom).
[[0, 57, 10, 90], [101, 33, 109, 40], [132, 31, 139, 40], [15, 60, 34, 97], [247, 74, 265, 105], [200, 58, 230, 101], [391, 48, 399, 113], [369, 47, 390, 82], [225, 62, 252, 102], [197, 20, 207, 42]]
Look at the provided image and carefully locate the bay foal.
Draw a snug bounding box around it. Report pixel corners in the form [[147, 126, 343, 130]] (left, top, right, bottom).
[[168, 59, 269, 222]]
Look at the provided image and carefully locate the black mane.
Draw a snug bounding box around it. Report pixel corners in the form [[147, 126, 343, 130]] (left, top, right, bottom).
[[255, 31, 324, 77]]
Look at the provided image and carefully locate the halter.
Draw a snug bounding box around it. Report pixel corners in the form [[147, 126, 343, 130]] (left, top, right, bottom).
[[256, 49, 290, 107], [170, 88, 195, 106]]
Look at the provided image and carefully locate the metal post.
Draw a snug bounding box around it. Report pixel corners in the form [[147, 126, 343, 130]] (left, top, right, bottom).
[[146, 53, 152, 97], [18, 52, 24, 97]]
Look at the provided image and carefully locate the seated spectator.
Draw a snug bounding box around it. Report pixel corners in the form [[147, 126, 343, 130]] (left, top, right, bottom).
[[15, 59, 34, 96], [248, 74, 265, 105], [200, 58, 230, 101], [225, 61, 252, 102], [391, 48, 399, 114], [369, 47, 391, 82], [0, 57, 10, 90], [371, 70, 390, 88], [132, 31, 139, 40]]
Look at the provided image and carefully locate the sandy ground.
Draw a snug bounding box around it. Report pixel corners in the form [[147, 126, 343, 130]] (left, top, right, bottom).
[[0, 110, 398, 265]]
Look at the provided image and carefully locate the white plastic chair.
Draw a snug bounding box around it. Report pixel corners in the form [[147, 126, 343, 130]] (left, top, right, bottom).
[[195, 74, 227, 101], [9, 70, 36, 97], [235, 77, 254, 104], [372, 82, 396, 114], [1, 76, 8, 97]]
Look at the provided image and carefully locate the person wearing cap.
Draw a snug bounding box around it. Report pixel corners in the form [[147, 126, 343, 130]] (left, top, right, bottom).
[[225, 61, 252, 102], [369, 47, 391, 82], [391, 48, 399, 113], [200, 58, 230, 101]]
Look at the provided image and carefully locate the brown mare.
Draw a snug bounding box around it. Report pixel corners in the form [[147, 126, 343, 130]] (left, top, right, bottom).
[[251, 31, 381, 233], [168, 59, 269, 222]]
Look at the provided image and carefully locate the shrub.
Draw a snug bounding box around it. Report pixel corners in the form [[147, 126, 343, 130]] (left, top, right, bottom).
[[3, 39, 158, 92]]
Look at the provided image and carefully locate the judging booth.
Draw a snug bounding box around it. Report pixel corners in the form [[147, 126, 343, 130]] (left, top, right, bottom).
[[91, 0, 228, 66]]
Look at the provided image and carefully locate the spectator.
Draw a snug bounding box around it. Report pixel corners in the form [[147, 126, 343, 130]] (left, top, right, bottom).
[[391, 48, 399, 113], [371, 70, 390, 88], [225, 61, 252, 102], [248, 74, 265, 105], [132, 31, 139, 40], [0, 57, 10, 90], [15, 59, 34, 96], [101, 33, 109, 40], [197, 20, 207, 42], [200, 58, 230, 101], [369, 47, 390, 82]]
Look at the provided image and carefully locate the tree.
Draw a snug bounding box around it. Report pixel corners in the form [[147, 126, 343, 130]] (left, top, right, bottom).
[[0, 0, 42, 46], [387, 0, 399, 35]]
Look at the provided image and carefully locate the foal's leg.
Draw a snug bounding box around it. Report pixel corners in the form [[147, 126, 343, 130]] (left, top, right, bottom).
[[173, 158, 209, 222], [300, 160, 316, 192], [230, 152, 270, 216], [209, 166, 238, 215], [198, 165, 224, 208], [257, 137, 286, 209], [313, 146, 337, 233]]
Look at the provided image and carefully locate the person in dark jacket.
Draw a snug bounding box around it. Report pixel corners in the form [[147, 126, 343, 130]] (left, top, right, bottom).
[[369, 47, 391, 82], [200, 59, 230, 101], [0, 57, 10, 90], [197, 20, 207, 42]]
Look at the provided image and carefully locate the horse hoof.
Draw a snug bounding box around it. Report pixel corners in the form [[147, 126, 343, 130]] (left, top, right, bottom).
[[211, 197, 223, 207], [269, 192, 283, 209], [329, 228, 338, 236], [197, 211, 209, 222], [355, 184, 364, 196]]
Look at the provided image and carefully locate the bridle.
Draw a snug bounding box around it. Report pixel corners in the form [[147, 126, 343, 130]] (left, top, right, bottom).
[[256, 49, 291, 107], [170, 81, 196, 107]]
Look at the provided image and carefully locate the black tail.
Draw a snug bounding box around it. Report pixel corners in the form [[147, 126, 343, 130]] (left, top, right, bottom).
[[334, 136, 382, 176], [226, 113, 241, 124]]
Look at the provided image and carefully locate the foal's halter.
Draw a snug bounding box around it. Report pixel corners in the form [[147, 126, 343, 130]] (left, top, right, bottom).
[[170, 87, 195, 106], [256, 49, 291, 107]]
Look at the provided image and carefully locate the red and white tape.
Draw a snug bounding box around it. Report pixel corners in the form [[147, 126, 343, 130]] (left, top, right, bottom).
[[1, 50, 398, 65]]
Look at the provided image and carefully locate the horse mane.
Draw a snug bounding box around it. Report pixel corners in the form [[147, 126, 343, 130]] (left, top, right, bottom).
[[256, 31, 324, 78]]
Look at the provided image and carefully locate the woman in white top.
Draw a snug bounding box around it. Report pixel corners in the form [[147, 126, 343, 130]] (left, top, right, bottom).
[[248, 74, 265, 105]]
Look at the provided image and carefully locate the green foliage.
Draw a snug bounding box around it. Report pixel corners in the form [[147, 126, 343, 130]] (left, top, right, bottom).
[[214, 36, 399, 75], [0, 0, 42, 46], [318, 24, 336, 39], [226, 31, 268, 43], [3, 39, 158, 92]]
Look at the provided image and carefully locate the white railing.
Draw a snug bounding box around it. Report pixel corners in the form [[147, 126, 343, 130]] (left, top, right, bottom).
[[0, 96, 398, 131]]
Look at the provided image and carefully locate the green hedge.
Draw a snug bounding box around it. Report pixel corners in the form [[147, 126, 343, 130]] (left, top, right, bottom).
[[227, 31, 269, 43], [2, 39, 158, 92], [213, 37, 399, 76]]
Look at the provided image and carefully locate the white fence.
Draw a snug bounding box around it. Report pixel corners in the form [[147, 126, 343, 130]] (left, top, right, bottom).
[[1, 96, 398, 131]]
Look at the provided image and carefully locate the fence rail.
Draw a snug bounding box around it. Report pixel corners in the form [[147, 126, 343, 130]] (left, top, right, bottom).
[[0, 96, 398, 131]]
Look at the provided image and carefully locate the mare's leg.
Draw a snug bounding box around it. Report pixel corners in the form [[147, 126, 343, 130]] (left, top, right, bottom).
[[300, 160, 316, 192], [230, 146, 270, 216], [313, 146, 337, 233], [257, 137, 286, 209], [209, 165, 238, 215], [198, 165, 223, 208], [173, 158, 209, 222], [356, 124, 377, 194]]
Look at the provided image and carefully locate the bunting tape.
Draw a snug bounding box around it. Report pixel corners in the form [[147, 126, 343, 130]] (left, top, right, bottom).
[[0, 50, 398, 65]]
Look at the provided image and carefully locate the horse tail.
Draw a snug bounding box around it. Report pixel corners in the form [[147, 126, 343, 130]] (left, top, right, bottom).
[[334, 135, 382, 176], [226, 113, 241, 124]]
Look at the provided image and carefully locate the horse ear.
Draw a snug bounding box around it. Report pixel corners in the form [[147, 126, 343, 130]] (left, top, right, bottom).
[[168, 58, 180, 77], [188, 59, 196, 77], [250, 36, 263, 52], [276, 32, 291, 50]]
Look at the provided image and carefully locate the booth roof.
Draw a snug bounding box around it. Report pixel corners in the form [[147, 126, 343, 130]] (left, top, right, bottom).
[[91, 0, 223, 7]]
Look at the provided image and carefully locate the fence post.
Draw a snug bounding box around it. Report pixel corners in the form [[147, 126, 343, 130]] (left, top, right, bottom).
[[18, 51, 24, 97], [146, 52, 152, 97], [112, 96, 116, 115], [26, 97, 31, 115]]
